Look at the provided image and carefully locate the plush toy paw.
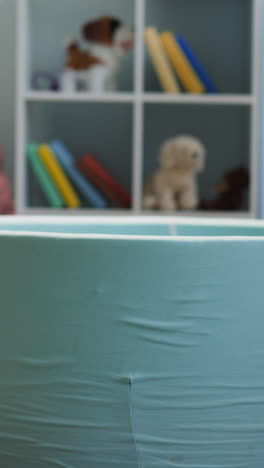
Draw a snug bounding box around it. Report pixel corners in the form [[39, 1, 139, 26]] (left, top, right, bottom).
[[158, 192, 177, 212], [143, 194, 157, 210], [179, 191, 198, 210]]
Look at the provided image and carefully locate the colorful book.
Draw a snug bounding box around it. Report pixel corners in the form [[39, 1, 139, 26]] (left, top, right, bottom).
[[76, 155, 131, 209], [38, 144, 81, 208], [144, 27, 180, 93], [76, 166, 120, 208], [26, 143, 64, 208], [176, 35, 218, 93], [160, 32, 205, 94], [50, 141, 108, 209]]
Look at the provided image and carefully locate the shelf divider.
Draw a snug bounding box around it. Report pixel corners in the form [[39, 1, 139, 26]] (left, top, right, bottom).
[[15, 0, 28, 214], [249, 0, 261, 217], [132, 0, 146, 212]]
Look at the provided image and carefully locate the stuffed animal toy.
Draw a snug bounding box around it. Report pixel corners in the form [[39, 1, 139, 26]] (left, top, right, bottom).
[[200, 166, 249, 211], [61, 16, 134, 92], [143, 135, 206, 212], [0, 148, 14, 214]]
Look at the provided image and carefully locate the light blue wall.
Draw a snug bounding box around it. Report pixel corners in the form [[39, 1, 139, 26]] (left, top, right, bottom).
[[0, 0, 16, 183]]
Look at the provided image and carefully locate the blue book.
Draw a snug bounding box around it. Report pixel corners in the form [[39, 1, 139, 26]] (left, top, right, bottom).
[[51, 140, 108, 209], [176, 35, 218, 93]]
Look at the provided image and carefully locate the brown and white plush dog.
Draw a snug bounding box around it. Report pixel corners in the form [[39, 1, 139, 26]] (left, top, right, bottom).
[[143, 136, 206, 212], [61, 16, 133, 92]]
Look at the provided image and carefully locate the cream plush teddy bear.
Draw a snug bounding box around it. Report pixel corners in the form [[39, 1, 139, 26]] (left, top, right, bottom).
[[143, 135, 206, 212]]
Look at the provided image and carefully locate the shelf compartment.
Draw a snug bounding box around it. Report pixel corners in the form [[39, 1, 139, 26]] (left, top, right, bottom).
[[27, 0, 135, 93], [144, 0, 252, 94], [26, 102, 133, 210], [143, 104, 251, 213]]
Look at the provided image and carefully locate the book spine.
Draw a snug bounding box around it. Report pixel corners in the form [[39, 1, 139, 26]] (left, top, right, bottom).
[[160, 32, 205, 94], [144, 27, 180, 93], [176, 35, 218, 93], [26, 143, 64, 208], [77, 162, 123, 208], [38, 144, 81, 208], [51, 141, 108, 209], [77, 155, 131, 208]]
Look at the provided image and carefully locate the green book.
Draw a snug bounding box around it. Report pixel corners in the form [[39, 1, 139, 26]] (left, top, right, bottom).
[[26, 143, 64, 208]]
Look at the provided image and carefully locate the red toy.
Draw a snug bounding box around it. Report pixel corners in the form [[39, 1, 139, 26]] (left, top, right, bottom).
[[0, 148, 14, 214]]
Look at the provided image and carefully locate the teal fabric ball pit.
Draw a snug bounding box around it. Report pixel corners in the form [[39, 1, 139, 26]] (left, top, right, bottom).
[[0, 216, 264, 467]]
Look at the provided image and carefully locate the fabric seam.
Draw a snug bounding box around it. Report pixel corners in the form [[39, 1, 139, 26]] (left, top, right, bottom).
[[128, 378, 142, 468]]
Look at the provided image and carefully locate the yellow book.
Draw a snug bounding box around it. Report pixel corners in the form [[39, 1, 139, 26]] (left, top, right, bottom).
[[144, 27, 180, 93], [160, 31, 205, 94], [38, 144, 81, 208]]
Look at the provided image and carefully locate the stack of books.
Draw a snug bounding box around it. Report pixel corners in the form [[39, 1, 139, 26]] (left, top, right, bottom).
[[26, 141, 131, 209], [145, 28, 218, 94]]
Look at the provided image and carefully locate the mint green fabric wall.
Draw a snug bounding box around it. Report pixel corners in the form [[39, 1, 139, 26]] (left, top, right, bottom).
[[2, 217, 264, 236], [0, 219, 172, 235], [1, 219, 264, 466]]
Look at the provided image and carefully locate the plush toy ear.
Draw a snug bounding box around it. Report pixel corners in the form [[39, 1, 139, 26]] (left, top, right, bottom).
[[160, 141, 175, 169], [82, 17, 113, 45]]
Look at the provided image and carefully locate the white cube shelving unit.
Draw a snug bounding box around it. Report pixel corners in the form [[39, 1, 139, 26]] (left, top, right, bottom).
[[16, 0, 261, 217]]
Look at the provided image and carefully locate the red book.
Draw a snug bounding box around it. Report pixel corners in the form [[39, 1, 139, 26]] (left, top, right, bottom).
[[76, 155, 132, 209]]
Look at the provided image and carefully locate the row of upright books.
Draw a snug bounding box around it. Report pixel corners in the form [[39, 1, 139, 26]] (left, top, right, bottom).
[[27, 141, 131, 209], [145, 28, 218, 94]]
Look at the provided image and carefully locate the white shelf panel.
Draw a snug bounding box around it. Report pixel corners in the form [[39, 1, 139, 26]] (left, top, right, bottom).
[[141, 210, 253, 218], [23, 208, 253, 218], [24, 92, 255, 106], [24, 91, 136, 103], [143, 94, 255, 106], [23, 208, 134, 216]]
